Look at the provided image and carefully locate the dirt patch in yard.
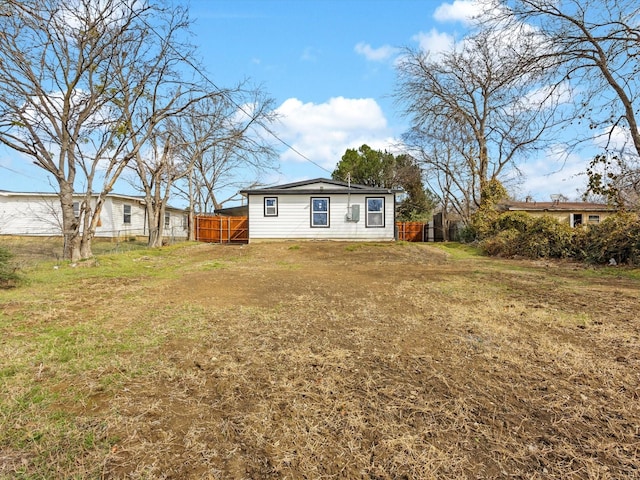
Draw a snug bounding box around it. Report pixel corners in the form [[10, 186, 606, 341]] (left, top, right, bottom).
[[2, 241, 639, 479]]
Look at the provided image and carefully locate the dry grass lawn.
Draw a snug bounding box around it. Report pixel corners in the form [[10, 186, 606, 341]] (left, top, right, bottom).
[[1, 240, 639, 479]]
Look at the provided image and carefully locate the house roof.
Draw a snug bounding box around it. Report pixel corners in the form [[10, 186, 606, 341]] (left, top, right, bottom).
[[499, 200, 617, 212], [239, 178, 400, 196], [0, 189, 144, 202], [0, 190, 186, 212], [214, 205, 249, 216]]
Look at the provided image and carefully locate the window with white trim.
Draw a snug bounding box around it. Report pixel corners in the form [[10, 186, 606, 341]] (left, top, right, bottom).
[[366, 197, 385, 227], [264, 197, 278, 216], [588, 215, 600, 224], [164, 211, 170, 228], [123, 204, 132, 224], [311, 197, 329, 227], [73, 201, 80, 218]]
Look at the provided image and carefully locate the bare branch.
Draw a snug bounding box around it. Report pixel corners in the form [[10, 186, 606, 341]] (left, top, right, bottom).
[[0, 0, 203, 259]]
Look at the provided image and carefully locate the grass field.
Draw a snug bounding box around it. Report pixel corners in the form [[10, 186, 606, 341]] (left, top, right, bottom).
[[1, 239, 639, 479]]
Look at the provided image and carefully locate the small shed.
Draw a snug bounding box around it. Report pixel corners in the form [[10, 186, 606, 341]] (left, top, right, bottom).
[[239, 178, 399, 242]]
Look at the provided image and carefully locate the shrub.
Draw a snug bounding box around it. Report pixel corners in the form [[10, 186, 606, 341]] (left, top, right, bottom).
[[467, 179, 509, 241], [493, 211, 533, 234], [480, 213, 574, 259], [570, 226, 590, 260], [473, 209, 640, 264], [0, 246, 19, 288], [480, 228, 520, 257], [519, 216, 574, 259], [458, 225, 477, 243], [581, 212, 640, 265]]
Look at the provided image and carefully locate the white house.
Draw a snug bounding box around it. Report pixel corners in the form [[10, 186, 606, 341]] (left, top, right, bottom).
[[239, 178, 399, 242], [0, 190, 188, 240]]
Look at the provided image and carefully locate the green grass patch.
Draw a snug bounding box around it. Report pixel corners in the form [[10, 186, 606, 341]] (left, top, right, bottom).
[[430, 242, 484, 259], [344, 242, 390, 251], [577, 265, 640, 281]]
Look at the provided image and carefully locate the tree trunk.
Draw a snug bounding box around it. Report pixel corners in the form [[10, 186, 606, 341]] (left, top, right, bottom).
[[146, 201, 165, 248], [442, 212, 450, 242], [60, 182, 82, 261], [188, 208, 195, 241], [187, 169, 196, 241]]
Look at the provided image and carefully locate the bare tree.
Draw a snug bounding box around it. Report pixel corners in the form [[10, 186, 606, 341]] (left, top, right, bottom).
[[585, 153, 640, 209], [115, 75, 217, 249], [419, 139, 476, 234], [172, 86, 279, 217], [483, 0, 640, 205], [406, 112, 478, 229], [128, 133, 180, 247], [0, 0, 198, 260], [396, 27, 560, 217]]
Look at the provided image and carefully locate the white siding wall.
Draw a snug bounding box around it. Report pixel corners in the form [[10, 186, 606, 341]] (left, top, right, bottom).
[[0, 196, 64, 235], [0, 194, 187, 239], [95, 198, 187, 239], [99, 197, 117, 237], [106, 198, 146, 238], [163, 208, 189, 240], [248, 193, 396, 241]]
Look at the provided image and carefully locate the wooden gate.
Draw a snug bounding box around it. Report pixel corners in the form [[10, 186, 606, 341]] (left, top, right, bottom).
[[396, 222, 426, 242], [195, 216, 248, 243]]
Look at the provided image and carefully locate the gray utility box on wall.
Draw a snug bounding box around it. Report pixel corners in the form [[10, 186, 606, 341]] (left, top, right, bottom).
[[346, 204, 360, 222]]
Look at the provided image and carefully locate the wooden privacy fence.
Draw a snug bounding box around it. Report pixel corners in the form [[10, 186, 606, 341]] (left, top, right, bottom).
[[396, 222, 427, 242], [397, 220, 461, 242], [195, 215, 248, 243]]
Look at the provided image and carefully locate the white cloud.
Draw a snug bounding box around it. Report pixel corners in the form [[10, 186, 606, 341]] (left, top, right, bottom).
[[354, 42, 399, 62], [593, 125, 637, 154], [411, 29, 455, 57], [274, 97, 397, 170], [301, 47, 320, 62], [510, 81, 574, 115], [517, 147, 588, 201], [433, 0, 483, 24], [56, 0, 138, 33]]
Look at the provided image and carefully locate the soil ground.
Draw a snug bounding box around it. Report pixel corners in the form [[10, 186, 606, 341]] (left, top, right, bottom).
[[1, 240, 639, 479]]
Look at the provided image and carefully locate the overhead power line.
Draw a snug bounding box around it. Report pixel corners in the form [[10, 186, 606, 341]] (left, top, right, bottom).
[[130, 3, 333, 175], [0, 163, 44, 181]]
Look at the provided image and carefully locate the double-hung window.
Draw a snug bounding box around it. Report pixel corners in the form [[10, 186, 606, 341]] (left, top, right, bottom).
[[73, 201, 80, 219], [164, 212, 170, 228], [264, 197, 278, 216], [366, 197, 385, 227], [311, 197, 329, 227], [123, 204, 132, 225]]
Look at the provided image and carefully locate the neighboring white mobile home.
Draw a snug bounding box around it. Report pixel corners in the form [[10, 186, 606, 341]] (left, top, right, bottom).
[[0, 191, 188, 240], [239, 178, 399, 242]]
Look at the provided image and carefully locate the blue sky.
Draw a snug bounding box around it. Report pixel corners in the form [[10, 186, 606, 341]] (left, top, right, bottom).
[[0, 0, 591, 205]]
